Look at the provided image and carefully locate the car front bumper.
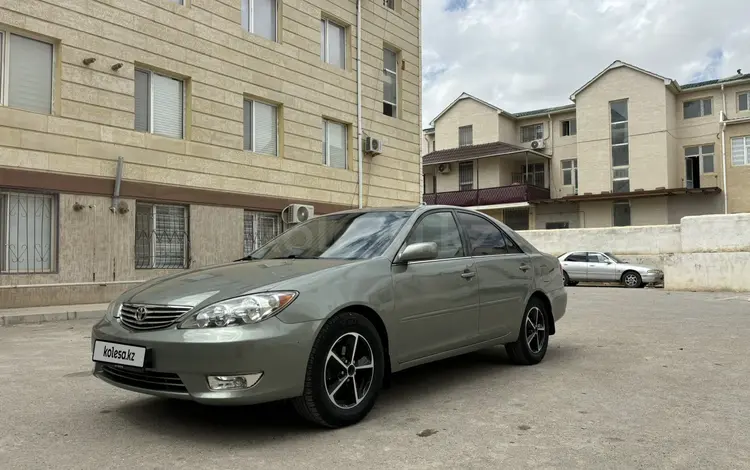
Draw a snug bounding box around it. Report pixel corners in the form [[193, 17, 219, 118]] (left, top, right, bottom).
[[91, 316, 321, 405], [642, 272, 664, 284]]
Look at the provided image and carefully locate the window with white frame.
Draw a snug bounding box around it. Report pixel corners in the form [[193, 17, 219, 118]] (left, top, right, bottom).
[[0, 31, 54, 114], [521, 124, 543, 143], [731, 136, 750, 166], [243, 210, 282, 255], [241, 0, 277, 41], [610, 100, 629, 193], [458, 125, 473, 147], [458, 161, 474, 191], [561, 119, 576, 137], [135, 202, 189, 269], [134, 69, 184, 139], [243, 99, 278, 156], [0, 191, 56, 273], [738, 92, 750, 112], [683, 98, 712, 119], [685, 144, 715, 174], [323, 119, 347, 169], [561, 158, 578, 190], [320, 18, 345, 69], [383, 47, 398, 117]]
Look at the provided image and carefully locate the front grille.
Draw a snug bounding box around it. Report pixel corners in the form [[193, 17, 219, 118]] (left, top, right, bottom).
[[119, 303, 192, 331], [101, 365, 187, 393]]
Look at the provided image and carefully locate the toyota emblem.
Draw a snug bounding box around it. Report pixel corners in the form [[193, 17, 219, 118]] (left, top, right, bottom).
[[135, 306, 148, 322]]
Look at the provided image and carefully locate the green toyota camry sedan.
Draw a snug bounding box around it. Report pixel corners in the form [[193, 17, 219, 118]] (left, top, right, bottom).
[[91, 205, 567, 428]]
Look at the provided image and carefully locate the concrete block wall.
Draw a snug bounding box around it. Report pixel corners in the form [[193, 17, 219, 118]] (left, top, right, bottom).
[[518, 213, 750, 292]]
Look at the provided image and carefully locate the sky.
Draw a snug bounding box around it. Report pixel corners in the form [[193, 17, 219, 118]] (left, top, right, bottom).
[[421, 0, 750, 128]]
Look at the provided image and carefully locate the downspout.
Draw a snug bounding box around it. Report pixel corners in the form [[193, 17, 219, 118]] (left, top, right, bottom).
[[547, 113, 554, 191], [720, 84, 728, 214], [356, 0, 364, 209]]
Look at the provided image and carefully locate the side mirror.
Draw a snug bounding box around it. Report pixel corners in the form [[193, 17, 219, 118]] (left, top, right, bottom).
[[397, 242, 438, 264]]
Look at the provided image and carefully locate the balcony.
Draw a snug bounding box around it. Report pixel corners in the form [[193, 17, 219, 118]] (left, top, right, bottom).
[[423, 183, 550, 207]]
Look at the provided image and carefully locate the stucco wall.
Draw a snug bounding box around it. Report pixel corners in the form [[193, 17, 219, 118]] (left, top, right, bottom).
[[518, 213, 750, 291], [433, 98, 499, 149]]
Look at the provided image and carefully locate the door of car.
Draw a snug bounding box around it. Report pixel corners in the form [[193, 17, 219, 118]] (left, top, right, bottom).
[[561, 252, 588, 281], [455, 211, 531, 342], [391, 210, 480, 363], [586, 252, 618, 281]]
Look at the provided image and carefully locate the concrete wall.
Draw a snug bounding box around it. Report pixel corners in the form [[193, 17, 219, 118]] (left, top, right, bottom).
[[518, 213, 750, 292]]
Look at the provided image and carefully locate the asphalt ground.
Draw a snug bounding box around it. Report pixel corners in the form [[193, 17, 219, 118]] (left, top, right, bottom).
[[1, 287, 749, 469]]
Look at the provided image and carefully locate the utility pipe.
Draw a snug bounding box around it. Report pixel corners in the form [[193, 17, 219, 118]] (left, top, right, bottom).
[[720, 84, 729, 214], [356, 0, 363, 208]]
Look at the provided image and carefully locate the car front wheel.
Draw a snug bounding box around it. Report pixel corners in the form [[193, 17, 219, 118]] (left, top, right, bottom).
[[293, 312, 384, 428], [621, 271, 642, 288], [505, 298, 549, 366]]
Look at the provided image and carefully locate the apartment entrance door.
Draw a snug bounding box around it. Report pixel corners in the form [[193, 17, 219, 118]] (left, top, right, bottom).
[[685, 156, 700, 189]]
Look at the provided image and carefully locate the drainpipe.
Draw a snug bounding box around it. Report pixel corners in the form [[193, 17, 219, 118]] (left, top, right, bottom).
[[547, 113, 554, 190], [720, 84, 729, 214], [356, 0, 364, 209]]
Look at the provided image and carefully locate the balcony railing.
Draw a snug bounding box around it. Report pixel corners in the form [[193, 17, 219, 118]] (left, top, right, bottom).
[[423, 184, 550, 207]]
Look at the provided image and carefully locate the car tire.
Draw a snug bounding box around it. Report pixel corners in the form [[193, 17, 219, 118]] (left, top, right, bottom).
[[505, 297, 549, 366], [563, 271, 571, 286], [621, 271, 642, 288], [292, 311, 385, 428]]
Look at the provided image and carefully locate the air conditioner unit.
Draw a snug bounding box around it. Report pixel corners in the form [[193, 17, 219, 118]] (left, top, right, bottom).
[[365, 136, 383, 154], [285, 204, 314, 224], [530, 139, 545, 150], [438, 163, 451, 174]]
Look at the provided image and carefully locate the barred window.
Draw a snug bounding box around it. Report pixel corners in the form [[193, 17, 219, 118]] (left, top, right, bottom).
[[135, 202, 189, 269], [0, 191, 56, 273], [244, 211, 282, 256]]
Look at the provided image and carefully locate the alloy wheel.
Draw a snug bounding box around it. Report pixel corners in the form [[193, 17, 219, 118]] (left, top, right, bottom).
[[624, 273, 639, 287], [525, 307, 546, 354], [324, 332, 375, 410]]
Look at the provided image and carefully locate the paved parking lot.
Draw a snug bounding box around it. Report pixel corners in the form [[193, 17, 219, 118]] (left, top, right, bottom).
[[2, 288, 750, 469]]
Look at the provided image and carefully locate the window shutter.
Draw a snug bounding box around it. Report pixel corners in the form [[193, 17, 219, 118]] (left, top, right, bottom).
[[328, 22, 345, 68], [5, 192, 54, 272], [253, 0, 276, 41], [154, 205, 186, 268], [326, 121, 347, 169], [152, 73, 183, 139], [8, 34, 53, 114], [243, 100, 253, 150], [134, 70, 150, 132], [241, 0, 250, 31], [254, 101, 277, 156]]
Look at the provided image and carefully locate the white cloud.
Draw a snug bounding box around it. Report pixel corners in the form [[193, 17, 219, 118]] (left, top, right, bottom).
[[421, 0, 750, 127]]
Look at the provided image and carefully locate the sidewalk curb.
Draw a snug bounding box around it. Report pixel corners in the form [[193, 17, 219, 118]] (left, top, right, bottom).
[[0, 309, 105, 327]]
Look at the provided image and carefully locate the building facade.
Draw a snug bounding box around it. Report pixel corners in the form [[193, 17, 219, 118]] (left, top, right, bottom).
[[422, 61, 750, 230], [0, 0, 422, 308]]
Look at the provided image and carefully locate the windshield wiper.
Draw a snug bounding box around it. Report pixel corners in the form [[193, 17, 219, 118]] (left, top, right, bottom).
[[266, 255, 318, 260]]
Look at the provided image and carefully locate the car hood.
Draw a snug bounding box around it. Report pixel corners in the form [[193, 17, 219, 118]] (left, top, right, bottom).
[[123, 258, 358, 307], [616, 262, 659, 272]]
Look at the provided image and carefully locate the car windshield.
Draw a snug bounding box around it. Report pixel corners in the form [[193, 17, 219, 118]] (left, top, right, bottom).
[[247, 211, 412, 260], [604, 252, 623, 263]]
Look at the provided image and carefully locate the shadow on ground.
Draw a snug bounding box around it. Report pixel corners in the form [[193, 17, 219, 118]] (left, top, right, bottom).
[[109, 345, 574, 442]]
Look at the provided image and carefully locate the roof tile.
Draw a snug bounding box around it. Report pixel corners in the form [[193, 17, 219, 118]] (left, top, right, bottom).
[[423, 141, 526, 165]]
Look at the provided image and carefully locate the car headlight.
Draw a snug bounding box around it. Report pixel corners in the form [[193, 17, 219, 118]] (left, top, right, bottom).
[[179, 292, 298, 329], [107, 300, 121, 319]]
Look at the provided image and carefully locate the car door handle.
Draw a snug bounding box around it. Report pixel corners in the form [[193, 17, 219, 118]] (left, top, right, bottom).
[[519, 263, 531, 272], [461, 271, 476, 279]]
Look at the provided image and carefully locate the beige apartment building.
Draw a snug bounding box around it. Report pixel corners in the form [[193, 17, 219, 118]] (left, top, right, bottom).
[[0, 0, 421, 308], [422, 61, 750, 230]]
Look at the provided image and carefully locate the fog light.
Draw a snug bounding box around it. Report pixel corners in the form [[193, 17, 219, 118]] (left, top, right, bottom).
[[207, 373, 262, 391]]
